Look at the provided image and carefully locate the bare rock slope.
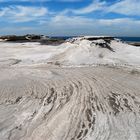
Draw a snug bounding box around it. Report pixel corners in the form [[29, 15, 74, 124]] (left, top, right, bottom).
[[0, 36, 140, 140], [0, 66, 140, 140]]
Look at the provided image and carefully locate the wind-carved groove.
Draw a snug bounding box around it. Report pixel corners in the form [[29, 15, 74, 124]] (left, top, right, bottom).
[[108, 93, 121, 115], [45, 87, 56, 105], [43, 87, 57, 119], [0, 67, 140, 140], [2, 96, 23, 105], [107, 91, 139, 115], [123, 98, 132, 111]]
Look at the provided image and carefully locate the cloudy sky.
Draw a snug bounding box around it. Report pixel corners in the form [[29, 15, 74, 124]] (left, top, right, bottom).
[[0, 0, 140, 36]]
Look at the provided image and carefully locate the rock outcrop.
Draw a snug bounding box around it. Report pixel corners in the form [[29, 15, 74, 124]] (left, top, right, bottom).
[[0, 36, 140, 140], [0, 35, 66, 45], [0, 66, 140, 140], [0, 34, 43, 42]]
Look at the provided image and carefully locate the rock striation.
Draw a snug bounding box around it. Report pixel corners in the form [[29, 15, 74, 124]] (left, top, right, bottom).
[[0, 36, 140, 140], [0, 66, 140, 140]]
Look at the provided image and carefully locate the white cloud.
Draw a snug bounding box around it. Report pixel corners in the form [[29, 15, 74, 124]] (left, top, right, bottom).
[[72, 0, 106, 14], [39, 15, 140, 36], [0, 6, 48, 22], [0, 0, 140, 36], [60, 0, 140, 16], [0, 7, 9, 16], [108, 0, 140, 16], [1, 15, 140, 36], [60, 0, 106, 15], [49, 15, 94, 27], [49, 15, 140, 28]]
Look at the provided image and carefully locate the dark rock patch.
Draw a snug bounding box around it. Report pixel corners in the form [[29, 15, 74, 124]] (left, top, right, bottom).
[[40, 37, 66, 45], [0, 34, 43, 42]]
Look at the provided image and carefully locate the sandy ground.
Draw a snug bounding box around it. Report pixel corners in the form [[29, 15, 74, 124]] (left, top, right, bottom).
[[0, 38, 140, 140]]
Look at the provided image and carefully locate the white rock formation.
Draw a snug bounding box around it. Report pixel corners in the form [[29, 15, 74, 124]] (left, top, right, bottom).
[[0, 37, 140, 140], [0, 36, 139, 67]]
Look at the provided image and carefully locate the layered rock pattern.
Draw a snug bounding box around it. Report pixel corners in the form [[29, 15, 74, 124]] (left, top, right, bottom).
[[0, 66, 140, 140]]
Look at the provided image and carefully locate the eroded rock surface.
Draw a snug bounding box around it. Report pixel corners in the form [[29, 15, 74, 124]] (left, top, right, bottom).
[[0, 66, 140, 140], [0, 36, 140, 140]]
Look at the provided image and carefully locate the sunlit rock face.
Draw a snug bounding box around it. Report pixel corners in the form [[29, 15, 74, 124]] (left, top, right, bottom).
[[0, 36, 140, 140]]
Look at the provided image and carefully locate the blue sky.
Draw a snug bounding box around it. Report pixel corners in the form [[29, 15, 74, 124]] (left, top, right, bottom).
[[0, 0, 140, 36]]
